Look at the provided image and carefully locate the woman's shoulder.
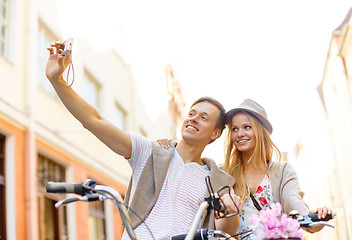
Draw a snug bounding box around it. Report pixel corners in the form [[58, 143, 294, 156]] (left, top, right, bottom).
[[269, 160, 293, 168], [269, 160, 296, 176]]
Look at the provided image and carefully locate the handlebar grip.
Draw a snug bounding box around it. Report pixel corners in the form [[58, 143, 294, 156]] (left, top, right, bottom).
[[46, 182, 84, 195], [308, 213, 334, 222], [172, 229, 207, 240], [46, 179, 96, 196]]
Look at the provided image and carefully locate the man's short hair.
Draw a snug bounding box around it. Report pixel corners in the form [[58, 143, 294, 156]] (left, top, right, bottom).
[[191, 97, 226, 141]]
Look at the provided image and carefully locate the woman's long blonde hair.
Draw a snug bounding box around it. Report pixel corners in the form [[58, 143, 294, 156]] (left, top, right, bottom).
[[224, 111, 281, 200]]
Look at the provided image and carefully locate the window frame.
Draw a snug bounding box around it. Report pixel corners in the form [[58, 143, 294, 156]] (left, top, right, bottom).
[[114, 102, 127, 130], [37, 154, 68, 240], [88, 179, 106, 240], [83, 71, 101, 110], [0, 0, 9, 57]]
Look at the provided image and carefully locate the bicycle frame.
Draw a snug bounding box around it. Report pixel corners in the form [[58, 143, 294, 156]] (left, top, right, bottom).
[[184, 201, 233, 240], [186, 202, 209, 240], [94, 185, 138, 240]]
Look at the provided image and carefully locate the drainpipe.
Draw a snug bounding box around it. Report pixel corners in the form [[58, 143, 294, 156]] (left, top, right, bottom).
[[24, 0, 39, 239]]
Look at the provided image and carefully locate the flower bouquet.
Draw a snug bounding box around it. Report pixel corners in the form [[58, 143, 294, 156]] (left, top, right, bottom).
[[249, 202, 303, 240]]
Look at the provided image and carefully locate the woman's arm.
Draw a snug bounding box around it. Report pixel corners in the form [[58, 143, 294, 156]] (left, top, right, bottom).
[[279, 162, 334, 233]]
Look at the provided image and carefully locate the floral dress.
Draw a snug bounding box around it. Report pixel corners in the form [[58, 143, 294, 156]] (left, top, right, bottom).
[[237, 173, 274, 240]]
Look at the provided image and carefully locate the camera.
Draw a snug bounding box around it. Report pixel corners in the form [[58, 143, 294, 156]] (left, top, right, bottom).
[[60, 37, 73, 56]]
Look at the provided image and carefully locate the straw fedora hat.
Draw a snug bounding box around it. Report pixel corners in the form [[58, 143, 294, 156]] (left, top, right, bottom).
[[226, 99, 273, 134]]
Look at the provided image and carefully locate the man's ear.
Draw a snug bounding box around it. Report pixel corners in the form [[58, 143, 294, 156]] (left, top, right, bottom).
[[210, 128, 222, 141]]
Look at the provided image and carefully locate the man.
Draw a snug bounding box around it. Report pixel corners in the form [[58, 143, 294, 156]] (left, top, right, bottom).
[[46, 42, 243, 239]]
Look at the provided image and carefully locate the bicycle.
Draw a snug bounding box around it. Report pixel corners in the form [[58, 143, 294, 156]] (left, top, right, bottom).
[[46, 176, 238, 240], [46, 178, 335, 240]]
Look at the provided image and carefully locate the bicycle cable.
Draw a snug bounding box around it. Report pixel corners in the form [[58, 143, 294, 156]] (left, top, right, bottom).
[[104, 195, 156, 240], [232, 229, 252, 240], [205, 176, 239, 218]]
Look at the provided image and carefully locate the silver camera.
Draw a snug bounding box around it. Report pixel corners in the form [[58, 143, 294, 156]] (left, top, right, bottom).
[[61, 37, 73, 56]]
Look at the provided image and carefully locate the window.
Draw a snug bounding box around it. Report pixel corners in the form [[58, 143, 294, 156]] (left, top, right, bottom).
[[115, 103, 126, 130], [83, 72, 101, 110], [37, 26, 60, 99], [37, 154, 68, 240], [0, 0, 9, 57], [88, 179, 106, 240], [0, 134, 6, 239]]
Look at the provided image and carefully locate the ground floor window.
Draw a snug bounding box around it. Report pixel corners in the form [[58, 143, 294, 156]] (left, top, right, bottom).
[[37, 154, 68, 240], [88, 186, 106, 240]]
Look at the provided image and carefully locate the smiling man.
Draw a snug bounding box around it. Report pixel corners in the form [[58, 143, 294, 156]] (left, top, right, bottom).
[[45, 42, 243, 239]]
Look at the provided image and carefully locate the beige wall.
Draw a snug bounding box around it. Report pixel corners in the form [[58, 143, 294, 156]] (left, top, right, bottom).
[[0, 0, 181, 239], [315, 9, 352, 240], [284, 9, 352, 240]]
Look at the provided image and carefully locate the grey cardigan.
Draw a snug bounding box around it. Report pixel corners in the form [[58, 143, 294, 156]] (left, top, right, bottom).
[[124, 141, 235, 230], [268, 160, 309, 215]]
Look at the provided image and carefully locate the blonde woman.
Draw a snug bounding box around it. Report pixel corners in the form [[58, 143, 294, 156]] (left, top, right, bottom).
[[224, 99, 332, 237]]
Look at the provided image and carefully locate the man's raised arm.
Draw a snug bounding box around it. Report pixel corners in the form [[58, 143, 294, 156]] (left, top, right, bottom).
[[46, 42, 132, 158]]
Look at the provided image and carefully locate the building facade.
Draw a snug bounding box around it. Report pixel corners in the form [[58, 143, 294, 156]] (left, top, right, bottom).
[[0, 0, 181, 239], [317, 7, 352, 240]]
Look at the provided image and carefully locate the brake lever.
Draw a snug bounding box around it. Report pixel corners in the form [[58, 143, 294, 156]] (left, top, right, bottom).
[[55, 193, 106, 208], [55, 196, 81, 208], [309, 221, 334, 228], [289, 211, 335, 228]]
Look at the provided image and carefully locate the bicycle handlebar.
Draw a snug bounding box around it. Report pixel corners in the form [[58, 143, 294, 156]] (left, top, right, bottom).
[[46, 179, 138, 240], [47, 178, 334, 240], [172, 212, 335, 240]]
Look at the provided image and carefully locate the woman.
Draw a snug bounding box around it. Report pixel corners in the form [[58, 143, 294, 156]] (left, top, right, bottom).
[[224, 99, 332, 237]]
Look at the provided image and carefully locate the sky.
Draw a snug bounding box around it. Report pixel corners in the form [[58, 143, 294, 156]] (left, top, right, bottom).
[[55, 0, 351, 163]]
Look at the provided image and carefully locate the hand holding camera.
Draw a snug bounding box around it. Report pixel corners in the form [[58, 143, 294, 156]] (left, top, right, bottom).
[[46, 38, 75, 86]]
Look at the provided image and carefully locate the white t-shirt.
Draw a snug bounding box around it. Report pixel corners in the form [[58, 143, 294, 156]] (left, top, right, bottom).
[[122, 133, 211, 240]]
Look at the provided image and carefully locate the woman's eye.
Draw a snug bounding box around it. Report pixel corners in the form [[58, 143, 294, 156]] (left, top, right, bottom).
[[202, 116, 207, 120], [232, 128, 238, 132], [245, 126, 251, 129]]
